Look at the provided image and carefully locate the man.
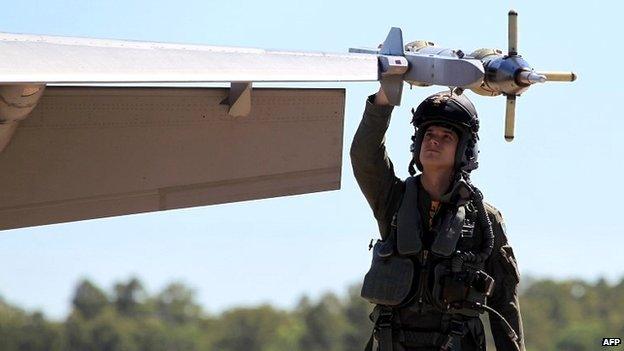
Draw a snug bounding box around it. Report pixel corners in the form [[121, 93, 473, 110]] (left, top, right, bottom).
[[350, 87, 525, 351]]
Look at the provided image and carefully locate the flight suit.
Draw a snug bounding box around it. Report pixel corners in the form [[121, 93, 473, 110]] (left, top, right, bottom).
[[351, 95, 526, 351]]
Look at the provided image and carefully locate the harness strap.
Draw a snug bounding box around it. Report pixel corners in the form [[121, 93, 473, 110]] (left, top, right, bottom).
[[364, 333, 374, 351], [439, 315, 469, 351], [395, 317, 467, 349], [368, 306, 395, 351], [397, 330, 446, 347], [368, 311, 473, 351]]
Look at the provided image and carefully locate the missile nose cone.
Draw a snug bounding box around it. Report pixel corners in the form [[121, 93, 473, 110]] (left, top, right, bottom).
[[517, 71, 547, 85], [533, 73, 547, 83]]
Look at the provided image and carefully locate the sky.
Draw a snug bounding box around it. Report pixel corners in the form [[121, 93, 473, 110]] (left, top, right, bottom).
[[0, 0, 622, 320]]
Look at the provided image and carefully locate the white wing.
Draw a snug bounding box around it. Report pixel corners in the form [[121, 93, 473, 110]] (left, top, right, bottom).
[[0, 32, 378, 84]]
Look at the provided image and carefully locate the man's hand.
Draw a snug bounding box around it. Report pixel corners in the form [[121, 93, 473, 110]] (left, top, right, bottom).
[[374, 86, 390, 106]]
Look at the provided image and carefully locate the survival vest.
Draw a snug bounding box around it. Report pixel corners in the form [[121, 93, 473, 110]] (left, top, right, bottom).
[[361, 176, 492, 315]]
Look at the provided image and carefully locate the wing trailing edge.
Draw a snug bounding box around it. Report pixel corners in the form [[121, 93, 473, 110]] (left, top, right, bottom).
[[0, 87, 345, 230]]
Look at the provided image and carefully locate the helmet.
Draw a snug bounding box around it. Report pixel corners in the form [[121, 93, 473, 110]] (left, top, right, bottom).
[[409, 91, 480, 176]]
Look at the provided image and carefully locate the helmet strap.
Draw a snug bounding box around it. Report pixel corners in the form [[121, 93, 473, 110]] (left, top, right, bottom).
[[408, 159, 417, 176]]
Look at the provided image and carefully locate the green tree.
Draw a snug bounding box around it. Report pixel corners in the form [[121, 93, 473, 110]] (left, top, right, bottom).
[[0, 301, 61, 351], [555, 321, 604, 351], [3, 275, 624, 351], [154, 282, 201, 325], [114, 277, 147, 317], [297, 293, 348, 351], [129, 317, 168, 351], [64, 313, 90, 351], [72, 279, 109, 320], [89, 311, 124, 351], [215, 305, 292, 351], [342, 285, 373, 351], [17, 311, 62, 351]]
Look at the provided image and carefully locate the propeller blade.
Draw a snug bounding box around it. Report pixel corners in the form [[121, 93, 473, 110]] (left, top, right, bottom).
[[505, 95, 517, 142], [508, 10, 518, 56], [537, 71, 577, 82]]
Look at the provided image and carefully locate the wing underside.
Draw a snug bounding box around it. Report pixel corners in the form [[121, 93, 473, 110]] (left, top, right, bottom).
[[0, 86, 345, 230]]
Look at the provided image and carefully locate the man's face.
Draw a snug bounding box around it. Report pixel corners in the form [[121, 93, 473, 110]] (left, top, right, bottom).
[[419, 125, 459, 172]]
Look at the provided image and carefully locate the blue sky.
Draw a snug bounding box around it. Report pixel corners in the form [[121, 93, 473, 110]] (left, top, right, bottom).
[[0, 0, 622, 320]]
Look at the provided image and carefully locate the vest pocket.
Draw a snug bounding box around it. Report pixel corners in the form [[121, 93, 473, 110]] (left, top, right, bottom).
[[361, 240, 415, 306]]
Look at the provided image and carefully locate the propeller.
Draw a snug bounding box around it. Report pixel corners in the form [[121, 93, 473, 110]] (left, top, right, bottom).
[[471, 10, 577, 141], [505, 10, 519, 142]]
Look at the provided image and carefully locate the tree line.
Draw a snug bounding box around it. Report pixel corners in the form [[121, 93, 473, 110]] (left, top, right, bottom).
[[0, 276, 622, 351]]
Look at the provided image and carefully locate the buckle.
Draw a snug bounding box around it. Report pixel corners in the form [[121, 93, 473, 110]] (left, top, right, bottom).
[[376, 310, 393, 328], [449, 319, 464, 336], [439, 317, 465, 350], [440, 336, 454, 351]]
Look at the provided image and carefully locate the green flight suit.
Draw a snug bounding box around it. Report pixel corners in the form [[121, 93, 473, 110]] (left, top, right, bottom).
[[351, 94, 526, 351]]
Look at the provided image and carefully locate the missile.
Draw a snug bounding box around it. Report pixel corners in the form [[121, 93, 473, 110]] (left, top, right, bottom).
[[349, 10, 576, 141]]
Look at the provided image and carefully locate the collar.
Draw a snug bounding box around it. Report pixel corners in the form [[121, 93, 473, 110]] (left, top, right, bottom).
[[416, 174, 472, 206]]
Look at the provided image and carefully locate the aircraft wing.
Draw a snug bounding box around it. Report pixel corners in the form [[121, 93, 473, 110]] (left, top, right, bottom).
[[0, 32, 367, 230], [0, 32, 378, 84], [0, 86, 345, 231]]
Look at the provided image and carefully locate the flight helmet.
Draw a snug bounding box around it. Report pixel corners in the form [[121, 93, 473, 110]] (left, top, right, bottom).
[[409, 91, 480, 176]]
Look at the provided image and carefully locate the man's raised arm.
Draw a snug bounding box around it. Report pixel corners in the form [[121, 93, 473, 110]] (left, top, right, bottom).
[[350, 88, 404, 239]]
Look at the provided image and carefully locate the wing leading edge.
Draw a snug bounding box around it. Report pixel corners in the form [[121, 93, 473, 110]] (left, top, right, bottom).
[[0, 32, 378, 84]]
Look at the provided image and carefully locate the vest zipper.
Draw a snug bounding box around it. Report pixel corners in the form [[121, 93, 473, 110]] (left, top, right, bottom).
[[417, 249, 429, 314]]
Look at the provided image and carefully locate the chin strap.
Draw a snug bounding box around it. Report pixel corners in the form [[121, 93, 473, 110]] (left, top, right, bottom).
[[408, 159, 417, 176]]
